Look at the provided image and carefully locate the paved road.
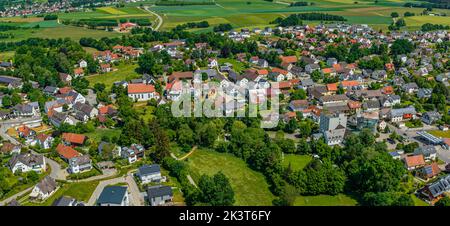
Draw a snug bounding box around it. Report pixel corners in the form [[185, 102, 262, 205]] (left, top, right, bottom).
[[143, 6, 163, 31], [0, 187, 33, 206], [0, 117, 43, 145], [87, 171, 144, 206]]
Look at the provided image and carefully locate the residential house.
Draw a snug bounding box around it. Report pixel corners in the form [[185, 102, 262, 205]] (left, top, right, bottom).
[[420, 174, 450, 202], [1, 142, 21, 155], [288, 99, 309, 111], [404, 154, 425, 170], [97, 186, 129, 206], [127, 84, 159, 102], [52, 196, 84, 206], [56, 144, 81, 161], [402, 83, 419, 94], [389, 106, 416, 122], [137, 164, 164, 184], [73, 102, 98, 119], [73, 67, 84, 77], [35, 134, 53, 149], [422, 111, 441, 125], [49, 112, 75, 127], [9, 152, 46, 173], [121, 144, 145, 164], [414, 145, 437, 161], [147, 185, 173, 206], [69, 155, 92, 174], [417, 88, 432, 99], [29, 176, 58, 201], [418, 162, 441, 180], [62, 133, 86, 146], [12, 102, 40, 117]]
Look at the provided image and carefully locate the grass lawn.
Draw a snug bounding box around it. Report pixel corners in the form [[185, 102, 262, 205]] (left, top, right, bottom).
[[22, 181, 99, 206], [186, 149, 275, 206], [134, 105, 156, 123], [428, 130, 450, 139], [85, 128, 122, 143], [294, 194, 358, 206], [282, 154, 312, 171], [218, 58, 245, 73], [0, 51, 15, 61], [86, 63, 141, 91], [411, 194, 429, 206]]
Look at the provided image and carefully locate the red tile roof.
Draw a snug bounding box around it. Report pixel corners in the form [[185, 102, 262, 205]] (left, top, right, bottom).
[[59, 87, 72, 94], [382, 86, 394, 95], [74, 68, 84, 75], [405, 155, 425, 168], [280, 56, 297, 64], [272, 67, 289, 75], [341, 80, 360, 87], [62, 133, 86, 145], [56, 144, 80, 160], [127, 84, 155, 94], [322, 68, 334, 74], [257, 69, 268, 75], [327, 83, 338, 91]]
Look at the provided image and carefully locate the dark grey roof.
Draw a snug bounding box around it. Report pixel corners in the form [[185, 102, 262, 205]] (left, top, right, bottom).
[[97, 186, 127, 205], [70, 155, 91, 166], [44, 86, 58, 93], [138, 164, 161, 176], [0, 76, 21, 84], [147, 185, 173, 199], [52, 196, 75, 206]]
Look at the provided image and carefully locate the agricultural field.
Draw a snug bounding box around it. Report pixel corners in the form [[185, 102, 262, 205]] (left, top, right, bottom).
[[142, 0, 450, 31], [186, 149, 275, 206]]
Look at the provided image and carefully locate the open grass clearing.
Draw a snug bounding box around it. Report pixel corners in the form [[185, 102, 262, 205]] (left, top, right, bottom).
[[186, 149, 275, 206]]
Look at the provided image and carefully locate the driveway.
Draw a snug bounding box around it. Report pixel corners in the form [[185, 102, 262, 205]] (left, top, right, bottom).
[[87, 171, 144, 206]]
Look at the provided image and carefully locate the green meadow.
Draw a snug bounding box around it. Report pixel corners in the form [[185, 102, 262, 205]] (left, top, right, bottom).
[[186, 149, 275, 206]]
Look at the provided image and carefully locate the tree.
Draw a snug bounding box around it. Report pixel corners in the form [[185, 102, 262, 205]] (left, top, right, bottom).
[[284, 119, 298, 134], [273, 184, 297, 206], [347, 150, 406, 193], [390, 39, 414, 56], [391, 12, 399, 18], [177, 124, 194, 147], [150, 120, 170, 163], [435, 197, 450, 206], [1, 95, 11, 108], [198, 172, 235, 206], [198, 122, 219, 147]]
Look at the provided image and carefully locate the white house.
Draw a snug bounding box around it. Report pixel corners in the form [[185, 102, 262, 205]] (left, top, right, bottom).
[[127, 84, 159, 101], [35, 134, 54, 149], [69, 155, 93, 174], [208, 58, 218, 68], [29, 176, 58, 201], [9, 153, 46, 174], [78, 60, 88, 68], [137, 164, 164, 184]]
